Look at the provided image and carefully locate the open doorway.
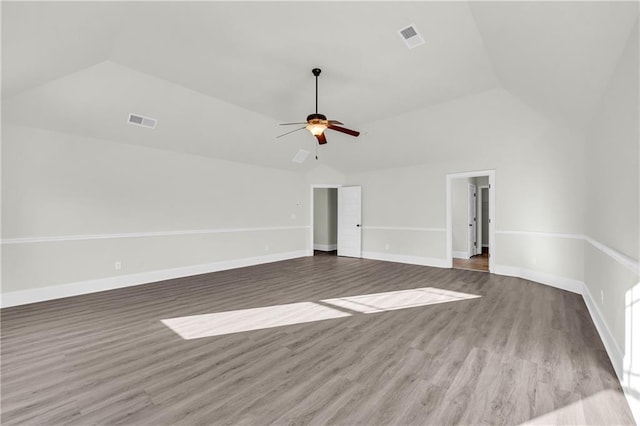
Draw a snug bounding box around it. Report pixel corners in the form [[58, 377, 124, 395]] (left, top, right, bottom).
[[478, 185, 490, 255], [446, 171, 495, 272], [312, 187, 338, 256]]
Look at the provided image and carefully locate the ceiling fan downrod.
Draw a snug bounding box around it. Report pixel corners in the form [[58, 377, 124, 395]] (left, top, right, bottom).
[[312, 68, 321, 114]]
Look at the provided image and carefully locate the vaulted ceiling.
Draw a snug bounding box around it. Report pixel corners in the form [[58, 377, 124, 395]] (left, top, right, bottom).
[[2, 1, 638, 172]]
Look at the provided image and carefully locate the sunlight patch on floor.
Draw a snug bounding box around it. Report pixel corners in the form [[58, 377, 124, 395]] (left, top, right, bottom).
[[322, 287, 480, 314], [520, 389, 628, 425], [161, 302, 350, 339], [162, 286, 480, 339]]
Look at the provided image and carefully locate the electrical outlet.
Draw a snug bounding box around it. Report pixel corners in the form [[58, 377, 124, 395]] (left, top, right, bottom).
[[264, 244, 270, 251], [291, 213, 297, 220], [600, 290, 604, 304], [385, 243, 390, 250], [115, 261, 122, 270]]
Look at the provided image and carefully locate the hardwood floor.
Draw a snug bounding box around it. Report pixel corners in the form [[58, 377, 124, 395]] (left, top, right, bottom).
[[454, 252, 489, 272], [1, 256, 634, 425], [314, 249, 337, 256]]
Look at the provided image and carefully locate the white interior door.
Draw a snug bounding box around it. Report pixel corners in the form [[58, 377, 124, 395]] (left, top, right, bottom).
[[468, 184, 478, 257], [338, 186, 362, 258]]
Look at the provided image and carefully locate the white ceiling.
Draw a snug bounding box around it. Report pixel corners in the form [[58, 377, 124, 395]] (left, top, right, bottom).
[[469, 1, 638, 127], [2, 1, 638, 172]]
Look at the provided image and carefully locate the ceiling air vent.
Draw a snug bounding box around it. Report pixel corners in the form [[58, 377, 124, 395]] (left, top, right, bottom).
[[292, 149, 310, 164], [128, 113, 157, 129], [398, 24, 425, 49]]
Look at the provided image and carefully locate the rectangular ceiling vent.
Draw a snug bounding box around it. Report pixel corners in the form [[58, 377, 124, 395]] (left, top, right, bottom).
[[128, 113, 157, 129], [398, 24, 425, 49], [292, 149, 310, 164]]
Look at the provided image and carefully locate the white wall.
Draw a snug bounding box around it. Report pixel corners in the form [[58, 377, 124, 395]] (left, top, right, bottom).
[[474, 176, 489, 187], [583, 22, 639, 421], [313, 188, 337, 250], [347, 89, 586, 280], [1, 124, 310, 304]]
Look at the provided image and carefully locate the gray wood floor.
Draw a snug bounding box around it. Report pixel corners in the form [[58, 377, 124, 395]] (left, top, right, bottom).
[[1, 256, 634, 425]]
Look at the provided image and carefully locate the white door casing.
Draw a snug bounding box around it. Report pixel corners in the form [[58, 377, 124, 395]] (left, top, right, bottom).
[[446, 170, 495, 272], [468, 183, 478, 257], [338, 186, 362, 258], [477, 185, 489, 250], [309, 184, 341, 254]]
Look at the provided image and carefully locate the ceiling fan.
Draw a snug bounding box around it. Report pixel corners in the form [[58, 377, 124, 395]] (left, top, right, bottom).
[[277, 68, 360, 145]]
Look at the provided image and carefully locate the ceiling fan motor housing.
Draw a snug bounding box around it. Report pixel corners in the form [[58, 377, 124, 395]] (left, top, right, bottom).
[[306, 113, 327, 123]]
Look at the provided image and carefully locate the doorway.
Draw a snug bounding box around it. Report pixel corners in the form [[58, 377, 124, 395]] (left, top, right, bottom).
[[446, 171, 495, 272], [478, 185, 490, 255], [312, 187, 338, 256], [309, 184, 362, 258]]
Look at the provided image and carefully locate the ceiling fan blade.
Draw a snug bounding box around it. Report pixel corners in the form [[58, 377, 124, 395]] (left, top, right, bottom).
[[327, 123, 360, 137], [276, 126, 306, 139], [315, 133, 328, 145], [328, 120, 344, 125], [280, 122, 307, 126]]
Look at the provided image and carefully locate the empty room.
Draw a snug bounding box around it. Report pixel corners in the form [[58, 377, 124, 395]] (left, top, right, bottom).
[[1, 1, 639, 425]]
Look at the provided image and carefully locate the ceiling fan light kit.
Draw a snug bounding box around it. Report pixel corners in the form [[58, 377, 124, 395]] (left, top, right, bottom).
[[305, 113, 328, 136], [277, 68, 360, 146]]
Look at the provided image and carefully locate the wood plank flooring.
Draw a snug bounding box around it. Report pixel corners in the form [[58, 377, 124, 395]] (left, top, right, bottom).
[[1, 256, 634, 425], [453, 253, 489, 272]]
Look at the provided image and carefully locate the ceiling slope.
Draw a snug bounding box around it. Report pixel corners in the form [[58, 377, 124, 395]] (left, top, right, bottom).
[[320, 88, 554, 172], [107, 1, 499, 125], [1, 1, 125, 99], [2, 61, 313, 171], [2, 2, 638, 172], [2, 2, 499, 122], [469, 1, 639, 127]]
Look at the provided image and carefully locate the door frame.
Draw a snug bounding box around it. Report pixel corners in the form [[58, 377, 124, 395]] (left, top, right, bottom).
[[446, 170, 495, 272], [468, 183, 477, 258], [477, 185, 489, 251], [309, 184, 341, 254]]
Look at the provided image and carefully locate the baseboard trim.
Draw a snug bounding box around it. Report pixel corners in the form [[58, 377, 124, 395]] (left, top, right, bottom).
[[581, 283, 623, 377], [362, 251, 448, 269], [493, 265, 583, 294], [582, 282, 638, 424], [1, 250, 312, 308], [452, 251, 469, 259], [313, 243, 337, 251]]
